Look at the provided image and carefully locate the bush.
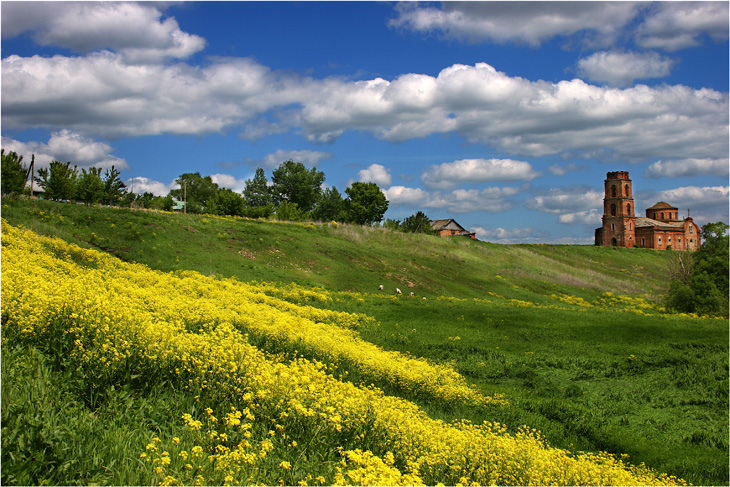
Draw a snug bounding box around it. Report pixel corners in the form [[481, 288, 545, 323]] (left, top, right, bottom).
[[275, 201, 307, 222], [241, 204, 274, 219], [666, 280, 696, 314], [692, 273, 725, 316]]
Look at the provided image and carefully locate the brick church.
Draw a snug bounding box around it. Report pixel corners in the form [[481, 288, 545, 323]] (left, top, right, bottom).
[[595, 171, 701, 250]]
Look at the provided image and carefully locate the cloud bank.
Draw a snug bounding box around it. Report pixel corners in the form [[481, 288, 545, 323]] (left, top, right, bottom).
[[3, 57, 727, 165], [389, 2, 639, 47], [390, 1, 729, 51]]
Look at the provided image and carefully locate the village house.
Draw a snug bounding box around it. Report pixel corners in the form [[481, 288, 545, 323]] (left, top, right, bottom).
[[594, 171, 701, 250], [431, 219, 476, 239]]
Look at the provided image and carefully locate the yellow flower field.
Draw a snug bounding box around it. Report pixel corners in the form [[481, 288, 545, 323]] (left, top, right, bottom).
[[1, 221, 684, 486]]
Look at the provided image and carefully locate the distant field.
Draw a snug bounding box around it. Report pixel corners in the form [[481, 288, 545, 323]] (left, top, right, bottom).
[[2, 197, 728, 486]]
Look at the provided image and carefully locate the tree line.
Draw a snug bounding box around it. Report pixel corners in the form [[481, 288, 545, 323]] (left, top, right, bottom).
[[1, 151, 396, 226], [1, 150, 127, 206], [2, 148, 440, 232], [145, 160, 390, 226]]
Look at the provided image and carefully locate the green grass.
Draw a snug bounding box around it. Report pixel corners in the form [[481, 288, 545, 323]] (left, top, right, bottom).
[[0, 343, 194, 486], [344, 297, 728, 485], [2, 197, 728, 485]]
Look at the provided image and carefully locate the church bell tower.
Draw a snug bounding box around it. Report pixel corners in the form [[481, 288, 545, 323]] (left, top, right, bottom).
[[599, 171, 636, 247]]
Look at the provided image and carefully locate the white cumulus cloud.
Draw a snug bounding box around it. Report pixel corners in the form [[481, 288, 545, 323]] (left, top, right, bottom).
[[644, 158, 730, 178], [576, 51, 675, 87], [389, 1, 639, 47], [525, 186, 603, 214], [210, 174, 247, 193], [1, 2, 205, 63], [558, 209, 603, 226], [295, 62, 728, 163], [635, 2, 730, 51], [389, 2, 729, 52], [125, 176, 175, 196], [1, 131, 128, 170], [358, 164, 392, 187], [384, 184, 524, 214], [421, 158, 540, 190]]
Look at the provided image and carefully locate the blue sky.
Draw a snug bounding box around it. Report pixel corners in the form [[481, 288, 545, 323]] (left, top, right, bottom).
[[2, 1, 728, 243]]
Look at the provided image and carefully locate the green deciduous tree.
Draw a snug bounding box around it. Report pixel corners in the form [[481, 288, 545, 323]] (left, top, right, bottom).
[[345, 181, 389, 226], [153, 195, 174, 211], [270, 160, 325, 213], [666, 221, 728, 317], [35, 161, 78, 201], [1, 149, 28, 195], [210, 188, 245, 217], [696, 222, 729, 297], [311, 186, 346, 222], [76, 167, 105, 205]]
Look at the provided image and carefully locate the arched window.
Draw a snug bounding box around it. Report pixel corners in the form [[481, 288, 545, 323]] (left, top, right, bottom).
[[625, 184, 630, 196], [611, 185, 617, 197], [611, 238, 617, 246], [611, 203, 617, 216], [629, 222, 632, 230], [611, 223, 615, 231], [661, 212, 665, 219], [627, 203, 631, 215], [641, 237, 645, 247]]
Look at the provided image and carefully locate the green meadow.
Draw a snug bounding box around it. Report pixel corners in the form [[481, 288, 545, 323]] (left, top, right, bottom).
[[2, 197, 728, 485]]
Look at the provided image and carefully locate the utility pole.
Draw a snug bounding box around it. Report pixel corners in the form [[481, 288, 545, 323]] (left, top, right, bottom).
[[184, 180, 187, 214], [29, 154, 35, 197], [25, 154, 35, 197]]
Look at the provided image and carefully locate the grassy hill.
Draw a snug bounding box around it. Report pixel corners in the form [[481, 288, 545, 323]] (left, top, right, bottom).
[[2, 197, 669, 301], [2, 197, 728, 486]]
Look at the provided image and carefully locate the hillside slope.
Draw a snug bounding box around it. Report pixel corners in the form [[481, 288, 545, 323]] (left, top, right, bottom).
[[1, 198, 670, 302]]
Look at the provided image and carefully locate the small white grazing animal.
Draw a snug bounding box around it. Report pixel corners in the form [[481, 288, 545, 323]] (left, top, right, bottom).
[[410, 291, 415, 297], [379, 284, 384, 291], [396, 288, 402, 295]]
